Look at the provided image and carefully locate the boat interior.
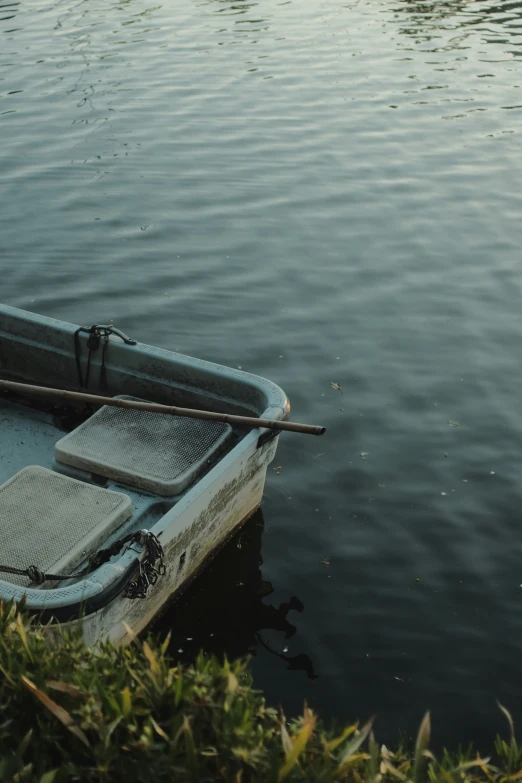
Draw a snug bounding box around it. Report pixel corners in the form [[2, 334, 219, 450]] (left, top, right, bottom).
[[0, 306, 287, 593], [0, 388, 241, 590]]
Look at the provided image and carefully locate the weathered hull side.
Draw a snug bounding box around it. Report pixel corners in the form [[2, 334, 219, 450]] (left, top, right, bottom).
[[70, 436, 278, 645]]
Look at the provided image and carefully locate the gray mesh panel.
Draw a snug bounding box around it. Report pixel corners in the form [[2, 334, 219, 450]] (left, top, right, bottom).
[[55, 396, 233, 496], [0, 466, 132, 587]]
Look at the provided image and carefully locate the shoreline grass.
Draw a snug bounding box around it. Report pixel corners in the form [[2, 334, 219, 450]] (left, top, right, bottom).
[[0, 602, 517, 782]]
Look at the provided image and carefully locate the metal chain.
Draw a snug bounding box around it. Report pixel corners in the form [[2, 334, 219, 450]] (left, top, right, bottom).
[[124, 531, 166, 599]]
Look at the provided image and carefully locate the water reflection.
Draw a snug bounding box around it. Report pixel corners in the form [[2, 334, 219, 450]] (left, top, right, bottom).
[[203, 0, 271, 49], [213, 0, 260, 17], [256, 632, 318, 681], [394, 0, 522, 54], [0, 1, 19, 24], [394, 0, 472, 25], [152, 511, 316, 680]]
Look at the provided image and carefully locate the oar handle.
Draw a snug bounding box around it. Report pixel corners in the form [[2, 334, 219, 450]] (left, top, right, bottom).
[[0, 380, 326, 436]]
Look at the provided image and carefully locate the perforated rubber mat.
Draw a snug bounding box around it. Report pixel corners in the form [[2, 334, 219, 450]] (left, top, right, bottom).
[[0, 466, 132, 587], [55, 396, 233, 496]]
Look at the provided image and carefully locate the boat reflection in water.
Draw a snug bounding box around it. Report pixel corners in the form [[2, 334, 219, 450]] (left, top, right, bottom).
[[152, 510, 317, 681]]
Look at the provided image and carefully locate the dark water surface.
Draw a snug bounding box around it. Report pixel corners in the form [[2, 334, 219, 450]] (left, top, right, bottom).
[[3, 0, 522, 749]]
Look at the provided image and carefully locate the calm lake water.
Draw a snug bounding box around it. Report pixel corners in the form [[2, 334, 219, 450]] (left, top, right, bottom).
[[3, 0, 522, 750]]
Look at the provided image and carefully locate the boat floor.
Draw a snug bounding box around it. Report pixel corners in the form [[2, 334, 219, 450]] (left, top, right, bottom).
[[0, 397, 176, 579], [0, 397, 67, 482]]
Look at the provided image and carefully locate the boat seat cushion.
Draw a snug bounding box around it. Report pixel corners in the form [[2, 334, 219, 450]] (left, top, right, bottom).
[[0, 466, 132, 587], [55, 396, 233, 496]]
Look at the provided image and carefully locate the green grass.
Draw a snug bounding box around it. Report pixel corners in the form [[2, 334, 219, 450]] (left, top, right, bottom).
[[0, 601, 517, 782]]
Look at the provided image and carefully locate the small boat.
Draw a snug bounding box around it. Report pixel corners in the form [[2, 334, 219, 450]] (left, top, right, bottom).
[[0, 304, 312, 645]]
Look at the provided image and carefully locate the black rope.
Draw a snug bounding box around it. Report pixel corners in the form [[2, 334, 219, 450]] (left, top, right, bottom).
[[73, 324, 137, 390], [73, 327, 85, 389], [0, 530, 137, 584], [0, 530, 164, 596], [99, 334, 109, 392], [74, 326, 101, 390]]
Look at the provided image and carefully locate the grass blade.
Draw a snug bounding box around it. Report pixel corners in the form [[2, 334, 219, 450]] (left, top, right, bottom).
[[498, 702, 515, 746], [279, 707, 316, 781], [337, 718, 374, 772], [326, 722, 358, 752], [413, 712, 431, 783], [143, 641, 160, 675], [21, 676, 90, 748]]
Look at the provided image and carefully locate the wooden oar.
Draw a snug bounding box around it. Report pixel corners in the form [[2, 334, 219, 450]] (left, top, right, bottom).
[[0, 379, 326, 436]]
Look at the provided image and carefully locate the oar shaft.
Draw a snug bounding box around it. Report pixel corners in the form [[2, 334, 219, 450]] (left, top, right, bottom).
[[0, 379, 326, 436]]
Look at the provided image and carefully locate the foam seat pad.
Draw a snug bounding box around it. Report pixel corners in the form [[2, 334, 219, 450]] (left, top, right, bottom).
[[55, 396, 233, 496], [0, 466, 132, 587]]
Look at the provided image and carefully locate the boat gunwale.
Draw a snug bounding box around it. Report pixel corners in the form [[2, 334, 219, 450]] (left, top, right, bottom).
[[0, 303, 289, 419]]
